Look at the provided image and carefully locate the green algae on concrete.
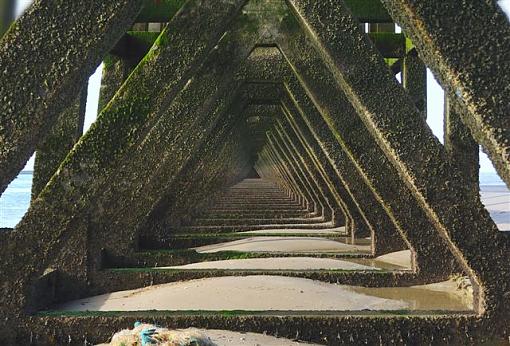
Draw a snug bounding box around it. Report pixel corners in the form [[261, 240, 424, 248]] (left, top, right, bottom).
[[138, 0, 393, 23], [0, 0, 145, 195], [137, 0, 187, 22], [32, 85, 88, 199], [0, 0, 248, 326], [21, 312, 490, 345], [271, 20, 451, 273], [0, 0, 15, 36], [286, 0, 509, 324]]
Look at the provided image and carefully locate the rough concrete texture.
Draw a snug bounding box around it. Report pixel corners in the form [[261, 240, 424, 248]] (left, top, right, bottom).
[[287, 0, 509, 330], [272, 21, 456, 278], [1, 0, 509, 344], [0, 0, 247, 323], [31, 85, 88, 199], [0, 0, 15, 36], [0, 0, 145, 195], [381, 0, 510, 188]]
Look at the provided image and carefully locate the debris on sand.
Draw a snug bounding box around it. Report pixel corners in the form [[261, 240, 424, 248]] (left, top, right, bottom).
[[97, 322, 216, 346]]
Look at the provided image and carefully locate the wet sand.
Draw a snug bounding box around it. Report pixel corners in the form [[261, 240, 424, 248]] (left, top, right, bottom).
[[480, 185, 510, 231], [56, 275, 471, 313], [160, 257, 380, 270], [205, 329, 319, 345], [238, 226, 346, 235], [195, 236, 371, 253]]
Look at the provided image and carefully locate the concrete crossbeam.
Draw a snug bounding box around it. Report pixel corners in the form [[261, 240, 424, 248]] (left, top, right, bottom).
[[287, 0, 509, 321], [381, 0, 510, 187]]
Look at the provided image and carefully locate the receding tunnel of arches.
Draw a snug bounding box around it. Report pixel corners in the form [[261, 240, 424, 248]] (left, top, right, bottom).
[[0, 0, 509, 344]]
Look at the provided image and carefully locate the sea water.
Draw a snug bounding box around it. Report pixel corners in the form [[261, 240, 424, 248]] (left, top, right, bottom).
[[0, 172, 508, 228], [0, 172, 32, 228]]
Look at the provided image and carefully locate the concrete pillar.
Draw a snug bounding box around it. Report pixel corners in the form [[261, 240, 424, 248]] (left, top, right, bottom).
[[381, 0, 510, 187], [276, 12, 456, 273], [0, 0, 15, 36], [98, 55, 135, 112], [444, 96, 479, 200], [0, 0, 248, 318], [0, 0, 145, 195], [32, 85, 88, 199], [287, 0, 508, 316], [403, 47, 427, 118]]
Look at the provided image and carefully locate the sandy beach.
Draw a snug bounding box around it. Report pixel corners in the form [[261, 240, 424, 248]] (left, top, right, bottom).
[[56, 274, 471, 313], [195, 236, 371, 253], [480, 185, 510, 231], [160, 257, 380, 270]]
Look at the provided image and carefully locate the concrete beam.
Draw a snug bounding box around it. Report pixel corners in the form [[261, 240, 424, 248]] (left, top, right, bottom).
[[275, 11, 456, 276], [381, 0, 510, 187], [0, 0, 15, 36], [287, 0, 509, 319], [0, 0, 144, 195], [137, 0, 393, 23], [32, 84, 88, 199], [444, 97, 479, 201], [0, 0, 248, 319]]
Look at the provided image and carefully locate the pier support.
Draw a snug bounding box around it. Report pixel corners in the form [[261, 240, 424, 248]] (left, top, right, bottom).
[[32, 85, 88, 199], [0, 0, 15, 36], [0, 0, 144, 195], [444, 97, 479, 200], [286, 0, 509, 319], [380, 0, 510, 187]]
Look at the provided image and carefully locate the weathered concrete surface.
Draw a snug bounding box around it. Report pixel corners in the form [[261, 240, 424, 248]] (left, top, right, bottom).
[[286, 0, 509, 323], [273, 18, 455, 278], [380, 0, 510, 188], [0, 0, 248, 327], [141, 101, 253, 242], [0, 0, 14, 36], [91, 21, 264, 267], [275, 110, 347, 226], [137, 0, 393, 23], [281, 90, 405, 254], [18, 313, 486, 345], [444, 97, 479, 201], [278, 104, 361, 234], [31, 85, 88, 199], [273, 122, 336, 222], [0, 0, 144, 195], [402, 48, 426, 118]]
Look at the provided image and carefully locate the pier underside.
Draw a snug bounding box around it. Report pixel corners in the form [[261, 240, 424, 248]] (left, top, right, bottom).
[[0, 0, 509, 344]]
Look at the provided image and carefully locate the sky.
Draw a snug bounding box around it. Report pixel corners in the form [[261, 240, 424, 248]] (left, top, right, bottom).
[[15, 0, 510, 174]]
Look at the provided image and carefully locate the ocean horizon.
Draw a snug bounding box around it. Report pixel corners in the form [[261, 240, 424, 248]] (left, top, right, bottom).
[[0, 171, 508, 228]]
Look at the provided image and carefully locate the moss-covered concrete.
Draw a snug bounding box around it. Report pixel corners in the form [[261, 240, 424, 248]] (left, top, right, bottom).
[[287, 0, 509, 322], [32, 85, 88, 199], [0, 0, 15, 36], [380, 0, 510, 187], [106, 246, 370, 268], [17, 313, 505, 346], [271, 20, 453, 276], [1, 0, 508, 342], [138, 0, 393, 23], [0, 0, 248, 324], [0, 0, 144, 195]]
